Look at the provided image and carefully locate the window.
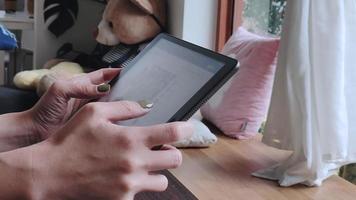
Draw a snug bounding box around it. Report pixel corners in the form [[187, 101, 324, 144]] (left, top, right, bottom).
[[216, 0, 286, 51]]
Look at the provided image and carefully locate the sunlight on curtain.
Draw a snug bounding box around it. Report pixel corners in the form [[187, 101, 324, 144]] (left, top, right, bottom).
[[252, 0, 356, 186], [241, 0, 356, 186]]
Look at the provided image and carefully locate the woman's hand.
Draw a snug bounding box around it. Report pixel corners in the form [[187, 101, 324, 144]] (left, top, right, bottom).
[[0, 68, 119, 152], [0, 101, 193, 200], [29, 68, 120, 141]]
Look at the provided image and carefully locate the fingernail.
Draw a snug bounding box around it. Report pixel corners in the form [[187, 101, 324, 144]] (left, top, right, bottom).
[[137, 100, 154, 109], [97, 84, 110, 93]]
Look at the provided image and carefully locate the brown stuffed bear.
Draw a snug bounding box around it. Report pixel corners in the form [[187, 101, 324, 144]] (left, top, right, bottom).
[[96, 0, 166, 45], [14, 0, 167, 96]]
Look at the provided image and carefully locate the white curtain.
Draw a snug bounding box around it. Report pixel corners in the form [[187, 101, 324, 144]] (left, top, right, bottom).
[[253, 0, 356, 186]]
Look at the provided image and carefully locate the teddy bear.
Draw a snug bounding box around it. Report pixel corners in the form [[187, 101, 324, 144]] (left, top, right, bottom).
[[13, 0, 167, 96], [13, 61, 84, 96], [96, 0, 166, 46], [91, 0, 167, 68]]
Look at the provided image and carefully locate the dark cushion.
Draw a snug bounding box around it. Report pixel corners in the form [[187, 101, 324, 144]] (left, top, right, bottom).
[[0, 86, 38, 114]]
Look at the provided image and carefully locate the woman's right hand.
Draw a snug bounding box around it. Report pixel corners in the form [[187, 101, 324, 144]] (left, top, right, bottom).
[[22, 101, 193, 200]]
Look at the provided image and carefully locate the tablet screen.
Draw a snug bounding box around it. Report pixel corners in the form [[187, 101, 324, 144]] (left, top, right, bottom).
[[102, 37, 226, 126]]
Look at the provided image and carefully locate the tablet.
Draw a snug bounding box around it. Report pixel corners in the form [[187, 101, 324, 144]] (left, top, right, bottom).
[[100, 33, 237, 126]]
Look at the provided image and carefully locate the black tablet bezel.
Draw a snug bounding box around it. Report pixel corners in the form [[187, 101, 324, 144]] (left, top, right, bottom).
[[111, 33, 238, 124]]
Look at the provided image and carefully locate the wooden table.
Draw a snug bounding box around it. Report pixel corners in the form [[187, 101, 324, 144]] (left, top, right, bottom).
[[170, 123, 356, 200]]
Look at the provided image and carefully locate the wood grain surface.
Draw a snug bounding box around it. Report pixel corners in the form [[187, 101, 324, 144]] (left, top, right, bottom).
[[170, 123, 356, 200]]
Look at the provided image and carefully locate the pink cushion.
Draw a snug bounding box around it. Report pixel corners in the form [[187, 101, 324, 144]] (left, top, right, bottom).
[[201, 27, 280, 139]]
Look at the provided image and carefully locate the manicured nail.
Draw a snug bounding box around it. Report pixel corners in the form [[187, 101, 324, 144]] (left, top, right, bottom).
[[97, 84, 110, 93], [138, 100, 154, 109]]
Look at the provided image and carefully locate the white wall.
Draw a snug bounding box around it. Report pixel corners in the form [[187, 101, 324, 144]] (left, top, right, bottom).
[[167, 0, 218, 50], [167, 0, 185, 38]]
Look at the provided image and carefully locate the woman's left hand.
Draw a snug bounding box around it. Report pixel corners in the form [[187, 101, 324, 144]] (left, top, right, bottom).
[[28, 68, 120, 141]]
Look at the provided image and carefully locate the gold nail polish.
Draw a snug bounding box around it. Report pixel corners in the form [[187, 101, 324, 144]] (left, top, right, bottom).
[[138, 100, 154, 109], [97, 84, 110, 93]]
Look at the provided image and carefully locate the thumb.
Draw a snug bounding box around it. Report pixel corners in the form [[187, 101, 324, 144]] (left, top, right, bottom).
[[50, 68, 120, 99], [64, 68, 120, 99], [50, 79, 111, 100], [69, 81, 112, 99]]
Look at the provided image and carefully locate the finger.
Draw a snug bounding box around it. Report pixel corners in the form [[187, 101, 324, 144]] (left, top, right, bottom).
[[143, 145, 183, 171], [52, 80, 109, 99], [51, 72, 118, 100], [69, 98, 91, 115], [139, 174, 168, 193], [87, 101, 150, 122], [137, 122, 194, 148], [46, 68, 120, 100], [87, 68, 121, 84], [160, 144, 177, 151], [70, 68, 120, 98], [119, 193, 135, 200]]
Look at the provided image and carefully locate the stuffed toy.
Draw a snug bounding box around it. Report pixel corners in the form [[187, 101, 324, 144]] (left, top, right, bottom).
[[13, 0, 166, 95], [96, 0, 166, 46], [13, 62, 84, 96], [92, 0, 167, 68], [51, 0, 167, 69]]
